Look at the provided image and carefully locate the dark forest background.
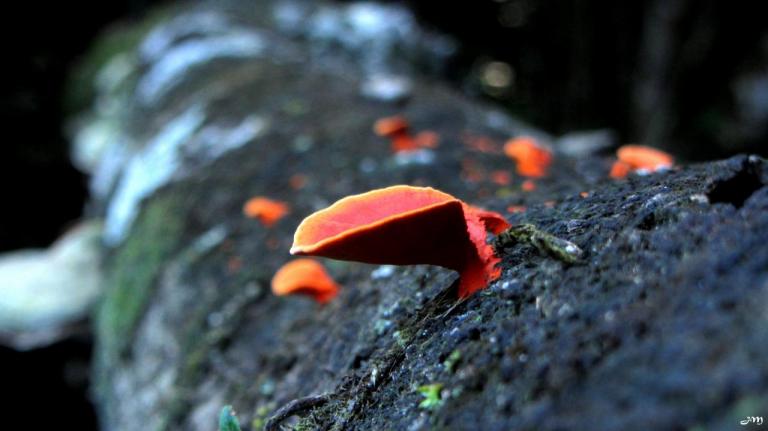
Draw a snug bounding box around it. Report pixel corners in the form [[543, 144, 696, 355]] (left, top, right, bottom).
[[1, 0, 766, 428]]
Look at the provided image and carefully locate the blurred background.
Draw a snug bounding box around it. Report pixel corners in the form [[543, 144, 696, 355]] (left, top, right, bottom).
[[2, 0, 767, 428]]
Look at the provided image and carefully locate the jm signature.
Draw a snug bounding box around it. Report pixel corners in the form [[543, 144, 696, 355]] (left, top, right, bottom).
[[741, 416, 764, 426]]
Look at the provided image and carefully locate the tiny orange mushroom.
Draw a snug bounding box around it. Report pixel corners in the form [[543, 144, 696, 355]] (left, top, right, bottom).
[[243, 197, 290, 227], [610, 145, 674, 179], [521, 179, 536, 192], [490, 170, 511, 186], [290, 185, 511, 298], [374, 115, 439, 153], [374, 115, 409, 136], [503, 136, 552, 178], [414, 130, 440, 149], [271, 258, 340, 304]]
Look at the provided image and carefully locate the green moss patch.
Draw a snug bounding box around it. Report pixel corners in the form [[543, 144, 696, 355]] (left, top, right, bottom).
[[96, 194, 186, 359]]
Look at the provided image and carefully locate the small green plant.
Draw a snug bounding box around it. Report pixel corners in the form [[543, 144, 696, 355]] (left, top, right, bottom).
[[443, 350, 462, 373], [219, 405, 242, 431], [250, 404, 274, 430], [417, 383, 444, 410]]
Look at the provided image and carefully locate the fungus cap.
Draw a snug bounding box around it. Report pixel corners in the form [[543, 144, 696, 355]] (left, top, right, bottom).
[[616, 145, 673, 170], [374, 116, 409, 137], [271, 258, 339, 304], [291, 185, 509, 297], [609, 160, 632, 179], [243, 197, 289, 227], [503, 136, 552, 178], [610, 145, 674, 178]]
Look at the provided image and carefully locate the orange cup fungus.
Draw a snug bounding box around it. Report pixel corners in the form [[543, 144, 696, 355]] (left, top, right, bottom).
[[490, 170, 511, 186], [271, 258, 340, 304], [503, 136, 552, 178], [609, 145, 674, 179], [521, 179, 536, 192], [374, 115, 439, 153], [290, 185, 510, 298], [243, 197, 289, 227]]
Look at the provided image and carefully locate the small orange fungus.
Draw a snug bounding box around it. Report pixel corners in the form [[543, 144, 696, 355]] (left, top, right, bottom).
[[610, 145, 674, 179], [289, 174, 308, 190], [415, 131, 440, 148], [521, 180, 536, 192], [490, 170, 511, 186], [503, 136, 552, 178], [290, 185, 510, 298], [580, 191, 589, 198], [271, 258, 340, 304], [506, 205, 526, 214], [243, 197, 289, 227], [374, 116, 409, 136], [374, 115, 439, 153]]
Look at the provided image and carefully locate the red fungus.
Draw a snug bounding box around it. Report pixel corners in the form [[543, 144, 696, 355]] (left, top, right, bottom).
[[521, 179, 536, 192], [414, 130, 440, 149], [467, 205, 512, 234], [271, 258, 340, 304], [503, 136, 552, 178], [373, 116, 439, 153], [243, 197, 289, 227], [290, 186, 510, 298], [490, 170, 511, 186], [374, 116, 409, 136], [610, 145, 674, 179], [289, 174, 308, 190], [609, 161, 632, 179]]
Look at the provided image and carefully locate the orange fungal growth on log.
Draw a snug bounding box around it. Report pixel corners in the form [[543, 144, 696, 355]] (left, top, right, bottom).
[[374, 115, 439, 153], [503, 136, 552, 178], [289, 174, 308, 190], [490, 170, 511, 186], [610, 145, 674, 179], [290, 185, 509, 298], [271, 258, 340, 304], [374, 115, 409, 136], [609, 161, 631, 179], [243, 197, 289, 227], [414, 130, 440, 149], [521, 179, 536, 192]]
